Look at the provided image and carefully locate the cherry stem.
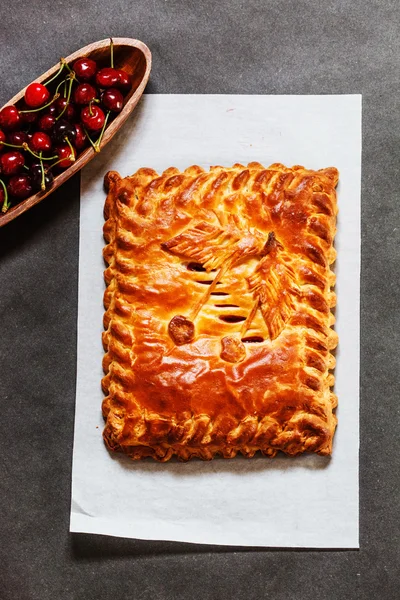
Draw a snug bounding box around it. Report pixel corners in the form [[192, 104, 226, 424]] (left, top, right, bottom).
[[87, 98, 100, 116], [61, 58, 75, 76], [56, 75, 75, 121], [64, 136, 76, 161], [22, 142, 58, 161], [83, 127, 97, 152], [110, 37, 114, 68], [55, 77, 68, 96], [0, 141, 25, 149], [20, 93, 60, 114], [0, 178, 9, 213], [40, 152, 46, 191], [44, 62, 65, 87], [48, 157, 65, 170], [94, 110, 110, 153], [48, 141, 75, 170]]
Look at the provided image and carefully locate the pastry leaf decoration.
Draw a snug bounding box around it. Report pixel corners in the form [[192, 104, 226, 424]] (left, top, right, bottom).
[[161, 218, 267, 271], [162, 220, 299, 340], [246, 249, 300, 340]]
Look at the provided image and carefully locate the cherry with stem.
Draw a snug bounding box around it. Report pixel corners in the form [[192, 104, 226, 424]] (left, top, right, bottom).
[[56, 74, 75, 121], [87, 98, 100, 117], [30, 162, 54, 192], [51, 141, 76, 169], [83, 110, 110, 154], [20, 93, 60, 114], [25, 83, 50, 109], [63, 136, 76, 160], [22, 142, 58, 162], [72, 57, 97, 81]]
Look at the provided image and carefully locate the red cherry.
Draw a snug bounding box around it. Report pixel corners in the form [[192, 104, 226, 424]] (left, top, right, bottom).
[[25, 82, 50, 108], [38, 113, 56, 132], [30, 132, 52, 153], [30, 163, 54, 191], [56, 98, 76, 121], [0, 151, 25, 176], [0, 106, 21, 131], [96, 67, 119, 88], [55, 144, 76, 168], [0, 129, 6, 148], [73, 57, 97, 81], [19, 103, 38, 125], [47, 105, 57, 116], [73, 83, 97, 105], [102, 88, 123, 113], [74, 123, 87, 150], [80, 105, 105, 131], [115, 69, 131, 93], [52, 120, 77, 145], [8, 174, 33, 199], [7, 131, 28, 146]]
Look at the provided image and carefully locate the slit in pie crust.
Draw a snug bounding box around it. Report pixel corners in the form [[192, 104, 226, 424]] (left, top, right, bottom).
[[102, 162, 339, 461]]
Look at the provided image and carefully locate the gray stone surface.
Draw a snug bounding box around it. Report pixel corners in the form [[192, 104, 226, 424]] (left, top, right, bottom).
[[0, 1, 399, 599]]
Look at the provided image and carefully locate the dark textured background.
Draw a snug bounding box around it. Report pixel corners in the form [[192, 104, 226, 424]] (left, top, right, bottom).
[[0, 1, 399, 599]]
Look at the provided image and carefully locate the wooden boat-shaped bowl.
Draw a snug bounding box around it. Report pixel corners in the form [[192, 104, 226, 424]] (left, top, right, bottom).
[[0, 37, 151, 227]]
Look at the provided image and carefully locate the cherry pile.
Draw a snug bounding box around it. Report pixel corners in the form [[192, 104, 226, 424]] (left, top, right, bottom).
[[0, 39, 131, 213]]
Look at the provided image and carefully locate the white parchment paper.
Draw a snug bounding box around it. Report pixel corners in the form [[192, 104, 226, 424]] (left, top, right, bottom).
[[71, 94, 361, 547]]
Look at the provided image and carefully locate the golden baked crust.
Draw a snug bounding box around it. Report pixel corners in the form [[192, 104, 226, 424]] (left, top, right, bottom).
[[102, 162, 339, 461]]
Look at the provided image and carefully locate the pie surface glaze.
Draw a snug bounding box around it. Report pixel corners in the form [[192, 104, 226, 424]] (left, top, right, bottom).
[[102, 162, 339, 461]]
